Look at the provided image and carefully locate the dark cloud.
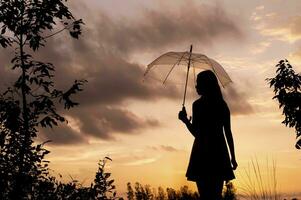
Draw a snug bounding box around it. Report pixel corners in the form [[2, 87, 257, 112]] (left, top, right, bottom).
[[89, 2, 242, 57], [38, 106, 159, 144], [74, 55, 181, 105], [31, 29, 182, 106], [76, 106, 160, 140], [0, 1, 246, 144], [0, 49, 18, 91], [223, 85, 253, 115], [39, 124, 87, 145], [159, 145, 179, 152]]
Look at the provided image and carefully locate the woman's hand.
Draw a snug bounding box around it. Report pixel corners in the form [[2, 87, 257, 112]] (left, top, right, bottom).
[[231, 159, 238, 170], [178, 106, 189, 123]]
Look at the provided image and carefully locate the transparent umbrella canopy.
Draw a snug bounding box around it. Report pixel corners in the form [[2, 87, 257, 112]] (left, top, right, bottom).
[[144, 45, 232, 107]]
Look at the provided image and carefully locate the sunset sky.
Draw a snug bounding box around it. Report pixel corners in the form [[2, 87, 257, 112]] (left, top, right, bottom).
[[1, 0, 301, 197]]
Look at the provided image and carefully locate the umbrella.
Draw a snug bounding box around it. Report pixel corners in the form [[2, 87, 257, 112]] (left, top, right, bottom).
[[144, 45, 232, 107]]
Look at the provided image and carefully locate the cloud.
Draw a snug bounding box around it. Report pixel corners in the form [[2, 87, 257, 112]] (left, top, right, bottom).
[[160, 145, 179, 152], [249, 41, 271, 54], [89, 2, 243, 57], [223, 85, 254, 115], [288, 48, 301, 71], [0, 0, 244, 144], [289, 47, 301, 60], [77, 106, 160, 140], [38, 106, 160, 144], [73, 55, 181, 105], [253, 12, 301, 43], [39, 124, 87, 145], [255, 5, 265, 11], [122, 157, 158, 166], [149, 145, 180, 152], [0, 50, 19, 91]]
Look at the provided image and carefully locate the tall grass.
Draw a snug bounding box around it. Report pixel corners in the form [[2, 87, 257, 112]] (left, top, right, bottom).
[[238, 158, 281, 200]]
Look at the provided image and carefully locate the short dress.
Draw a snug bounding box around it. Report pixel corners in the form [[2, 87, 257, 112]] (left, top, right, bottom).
[[186, 97, 235, 182]]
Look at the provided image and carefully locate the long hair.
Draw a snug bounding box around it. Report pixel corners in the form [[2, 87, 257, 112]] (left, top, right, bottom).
[[196, 70, 223, 100]]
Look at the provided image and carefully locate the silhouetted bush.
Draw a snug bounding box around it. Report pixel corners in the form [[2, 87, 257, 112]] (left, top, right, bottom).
[[28, 157, 123, 200], [126, 181, 237, 200], [223, 182, 237, 200]]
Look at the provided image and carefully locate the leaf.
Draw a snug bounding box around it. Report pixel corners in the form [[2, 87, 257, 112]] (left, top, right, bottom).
[[0, 36, 11, 48], [1, 26, 6, 34]]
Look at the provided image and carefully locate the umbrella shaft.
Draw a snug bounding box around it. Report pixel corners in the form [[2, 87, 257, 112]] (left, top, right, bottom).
[[183, 45, 193, 107]]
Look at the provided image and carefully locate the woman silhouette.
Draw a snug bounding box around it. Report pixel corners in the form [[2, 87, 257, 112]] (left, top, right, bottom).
[[178, 70, 237, 200]]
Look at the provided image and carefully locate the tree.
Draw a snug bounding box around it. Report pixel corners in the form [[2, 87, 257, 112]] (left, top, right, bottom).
[[0, 0, 84, 198], [267, 59, 301, 149], [92, 157, 122, 200], [127, 182, 135, 200]]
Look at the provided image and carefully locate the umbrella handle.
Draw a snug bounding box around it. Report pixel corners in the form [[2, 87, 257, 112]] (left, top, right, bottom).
[[180, 106, 192, 123]]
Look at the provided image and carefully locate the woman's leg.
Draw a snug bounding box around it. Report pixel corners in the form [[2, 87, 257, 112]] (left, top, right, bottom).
[[211, 179, 224, 200], [196, 179, 224, 200]]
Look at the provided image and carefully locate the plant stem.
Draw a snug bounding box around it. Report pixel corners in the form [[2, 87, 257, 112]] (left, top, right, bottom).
[[15, 3, 31, 197]]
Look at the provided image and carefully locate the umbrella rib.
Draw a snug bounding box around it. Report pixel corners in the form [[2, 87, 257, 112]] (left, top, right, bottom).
[[191, 54, 209, 63], [146, 52, 190, 72], [145, 52, 189, 81], [146, 74, 184, 86], [193, 59, 209, 65], [165, 52, 189, 61], [195, 54, 207, 59], [145, 52, 182, 76], [146, 52, 181, 69], [163, 52, 187, 84], [190, 54, 207, 62]]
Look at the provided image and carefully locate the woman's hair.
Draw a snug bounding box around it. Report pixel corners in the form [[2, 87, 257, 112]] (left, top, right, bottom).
[[196, 70, 223, 100]]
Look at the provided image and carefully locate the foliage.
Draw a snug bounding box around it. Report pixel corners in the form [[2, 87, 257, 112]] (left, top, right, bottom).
[[126, 183, 198, 200], [223, 181, 237, 200], [0, 0, 85, 198], [127, 182, 135, 200], [267, 59, 301, 149], [28, 157, 123, 200], [91, 157, 123, 200], [126, 182, 237, 200]]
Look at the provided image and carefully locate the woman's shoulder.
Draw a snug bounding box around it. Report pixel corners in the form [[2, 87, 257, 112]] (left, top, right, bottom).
[[192, 98, 203, 107]]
